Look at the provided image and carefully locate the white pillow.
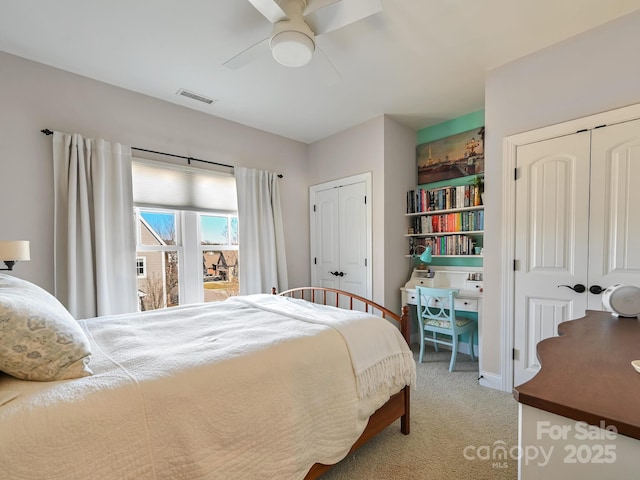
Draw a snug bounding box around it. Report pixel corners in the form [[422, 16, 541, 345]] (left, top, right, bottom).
[[0, 274, 92, 381]]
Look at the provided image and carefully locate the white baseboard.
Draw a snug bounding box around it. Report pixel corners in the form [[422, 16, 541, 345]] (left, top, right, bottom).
[[411, 333, 506, 392], [478, 371, 503, 391]]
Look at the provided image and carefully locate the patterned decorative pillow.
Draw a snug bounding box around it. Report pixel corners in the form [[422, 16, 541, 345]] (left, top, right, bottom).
[[0, 274, 92, 381]]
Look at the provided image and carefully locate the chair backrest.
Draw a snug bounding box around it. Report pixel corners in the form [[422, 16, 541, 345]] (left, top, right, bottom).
[[415, 286, 461, 333]]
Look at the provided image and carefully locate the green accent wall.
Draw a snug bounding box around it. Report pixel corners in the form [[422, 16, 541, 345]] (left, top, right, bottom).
[[415, 109, 485, 268], [416, 109, 485, 144]]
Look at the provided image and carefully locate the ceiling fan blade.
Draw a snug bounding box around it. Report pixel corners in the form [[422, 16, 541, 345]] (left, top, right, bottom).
[[247, 0, 289, 23], [303, 0, 341, 16], [306, 0, 382, 35], [222, 37, 270, 69], [313, 45, 342, 86]]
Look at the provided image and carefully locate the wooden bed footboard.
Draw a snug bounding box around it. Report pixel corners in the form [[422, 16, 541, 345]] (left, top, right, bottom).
[[274, 287, 411, 480], [273, 287, 411, 345]]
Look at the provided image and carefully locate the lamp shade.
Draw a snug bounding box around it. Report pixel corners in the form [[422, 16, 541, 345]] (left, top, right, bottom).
[[419, 246, 432, 263], [0, 240, 30, 261]]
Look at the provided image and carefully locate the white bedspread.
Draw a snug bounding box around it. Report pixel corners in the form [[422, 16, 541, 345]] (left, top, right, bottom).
[[0, 294, 415, 480]]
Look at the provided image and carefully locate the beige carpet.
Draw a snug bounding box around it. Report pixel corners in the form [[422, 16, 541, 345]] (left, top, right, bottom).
[[321, 347, 519, 480]]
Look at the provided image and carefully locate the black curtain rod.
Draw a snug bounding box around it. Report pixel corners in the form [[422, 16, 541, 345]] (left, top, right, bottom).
[[41, 129, 283, 178], [130, 146, 235, 170]]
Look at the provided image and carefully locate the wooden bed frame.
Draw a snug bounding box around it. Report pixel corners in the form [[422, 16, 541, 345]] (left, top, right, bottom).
[[274, 287, 411, 479]]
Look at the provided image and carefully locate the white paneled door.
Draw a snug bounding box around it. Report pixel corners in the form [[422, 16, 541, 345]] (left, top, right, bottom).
[[310, 174, 371, 301], [513, 119, 640, 386], [588, 120, 640, 307]]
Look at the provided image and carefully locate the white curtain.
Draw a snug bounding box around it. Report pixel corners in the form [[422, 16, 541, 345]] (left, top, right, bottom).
[[235, 167, 288, 294], [52, 132, 137, 318]]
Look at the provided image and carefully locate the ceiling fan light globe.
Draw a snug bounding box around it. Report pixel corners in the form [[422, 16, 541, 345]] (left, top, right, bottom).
[[270, 30, 315, 67]]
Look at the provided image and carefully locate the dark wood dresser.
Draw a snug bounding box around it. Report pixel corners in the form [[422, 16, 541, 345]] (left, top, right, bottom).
[[513, 310, 640, 479]]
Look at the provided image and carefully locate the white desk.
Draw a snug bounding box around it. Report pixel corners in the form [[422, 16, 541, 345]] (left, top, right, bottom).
[[401, 268, 483, 350], [401, 268, 483, 313]]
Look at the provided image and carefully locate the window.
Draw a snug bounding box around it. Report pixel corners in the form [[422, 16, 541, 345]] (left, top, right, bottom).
[[135, 209, 180, 311], [132, 158, 239, 312], [201, 215, 239, 303], [136, 257, 147, 278]]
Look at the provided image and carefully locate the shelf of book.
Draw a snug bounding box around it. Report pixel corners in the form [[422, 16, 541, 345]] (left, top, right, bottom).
[[405, 254, 483, 258], [406, 230, 483, 238], [407, 208, 484, 236], [407, 184, 482, 213], [405, 183, 484, 263], [409, 234, 480, 257], [405, 205, 483, 217]]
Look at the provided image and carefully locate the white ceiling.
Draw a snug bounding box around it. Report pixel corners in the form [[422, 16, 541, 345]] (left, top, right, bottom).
[[1, 0, 639, 143]]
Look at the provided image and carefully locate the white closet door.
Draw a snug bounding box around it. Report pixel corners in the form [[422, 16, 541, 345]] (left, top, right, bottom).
[[313, 187, 341, 290], [588, 118, 640, 309], [337, 181, 368, 298], [310, 176, 371, 301], [513, 131, 591, 386]]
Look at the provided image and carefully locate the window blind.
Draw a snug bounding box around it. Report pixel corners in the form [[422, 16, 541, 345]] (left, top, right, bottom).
[[132, 159, 237, 213]]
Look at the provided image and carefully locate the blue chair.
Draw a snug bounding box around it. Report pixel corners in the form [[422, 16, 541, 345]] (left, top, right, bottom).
[[415, 286, 477, 372]]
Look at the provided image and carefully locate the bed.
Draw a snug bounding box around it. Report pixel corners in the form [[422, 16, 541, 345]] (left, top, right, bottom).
[[0, 275, 415, 480]]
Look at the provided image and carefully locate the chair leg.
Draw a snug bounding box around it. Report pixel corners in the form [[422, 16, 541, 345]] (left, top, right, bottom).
[[432, 332, 439, 352], [419, 331, 425, 363], [449, 337, 458, 372], [469, 329, 476, 362]]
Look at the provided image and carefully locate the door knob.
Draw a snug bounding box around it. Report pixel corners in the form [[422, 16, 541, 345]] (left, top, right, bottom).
[[589, 285, 606, 294], [557, 284, 586, 293]]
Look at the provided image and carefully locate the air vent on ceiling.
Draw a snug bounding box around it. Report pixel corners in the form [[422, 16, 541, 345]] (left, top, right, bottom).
[[176, 89, 217, 105]]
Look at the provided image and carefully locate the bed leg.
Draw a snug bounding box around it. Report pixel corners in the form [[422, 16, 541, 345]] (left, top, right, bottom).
[[398, 306, 411, 435], [400, 385, 410, 435], [400, 306, 410, 346]]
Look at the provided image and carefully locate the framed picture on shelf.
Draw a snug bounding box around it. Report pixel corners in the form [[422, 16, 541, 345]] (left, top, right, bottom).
[[416, 127, 485, 185]]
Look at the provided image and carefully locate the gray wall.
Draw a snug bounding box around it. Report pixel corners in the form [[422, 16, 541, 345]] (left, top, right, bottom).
[[482, 10, 640, 380], [7, 7, 638, 386], [382, 116, 417, 313], [0, 51, 416, 314], [0, 52, 309, 293], [306, 115, 415, 313]]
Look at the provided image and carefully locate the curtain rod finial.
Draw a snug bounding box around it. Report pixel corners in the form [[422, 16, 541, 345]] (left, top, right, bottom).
[[41, 129, 53, 135]]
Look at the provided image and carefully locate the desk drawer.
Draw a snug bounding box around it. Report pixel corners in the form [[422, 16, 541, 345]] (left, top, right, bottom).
[[424, 297, 478, 312], [406, 293, 478, 312], [406, 291, 418, 304], [404, 279, 435, 305], [403, 289, 479, 312], [465, 281, 484, 293], [453, 298, 478, 312]]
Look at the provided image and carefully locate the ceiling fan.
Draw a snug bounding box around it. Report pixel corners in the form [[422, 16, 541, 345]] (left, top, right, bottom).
[[223, 0, 383, 73]]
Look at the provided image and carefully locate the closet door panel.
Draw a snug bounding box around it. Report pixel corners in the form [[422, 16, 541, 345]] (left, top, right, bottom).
[[513, 132, 591, 386], [313, 187, 341, 289], [338, 182, 367, 298], [310, 174, 371, 302], [588, 119, 640, 309]]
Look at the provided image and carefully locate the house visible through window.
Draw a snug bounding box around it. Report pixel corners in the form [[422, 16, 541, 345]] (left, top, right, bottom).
[[135, 209, 179, 310], [201, 215, 238, 302], [136, 257, 147, 278], [132, 159, 238, 312]]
